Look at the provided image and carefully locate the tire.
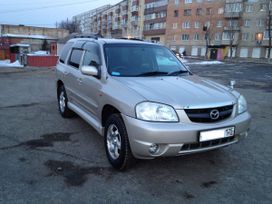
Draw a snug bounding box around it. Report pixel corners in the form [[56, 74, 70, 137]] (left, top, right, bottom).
[[104, 113, 134, 170], [57, 85, 75, 118]]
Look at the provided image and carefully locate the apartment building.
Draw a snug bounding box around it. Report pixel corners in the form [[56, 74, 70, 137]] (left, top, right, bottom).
[[238, 0, 272, 59], [143, 0, 168, 43], [73, 0, 271, 59], [128, 0, 145, 39], [165, 0, 226, 59], [73, 5, 111, 34]]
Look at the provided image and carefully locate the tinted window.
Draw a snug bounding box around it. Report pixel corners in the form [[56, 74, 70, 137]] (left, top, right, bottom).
[[59, 42, 73, 63], [68, 49, 83, 68], [82, 42, 101, 66]]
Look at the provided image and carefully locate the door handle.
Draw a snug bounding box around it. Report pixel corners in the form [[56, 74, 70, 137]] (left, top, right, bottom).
[[63, 71, 69, 75], [77, 78, 83, 84]]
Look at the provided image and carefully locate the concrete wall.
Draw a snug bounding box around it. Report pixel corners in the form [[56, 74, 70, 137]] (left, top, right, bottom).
[[0, 24, 69, 39]]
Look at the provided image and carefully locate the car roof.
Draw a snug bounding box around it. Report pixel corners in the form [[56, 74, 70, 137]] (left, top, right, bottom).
[[67, 37, 160, 46]]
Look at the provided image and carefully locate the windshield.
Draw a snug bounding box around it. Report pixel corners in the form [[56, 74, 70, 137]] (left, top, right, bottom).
[[104, 44, 188, 77]]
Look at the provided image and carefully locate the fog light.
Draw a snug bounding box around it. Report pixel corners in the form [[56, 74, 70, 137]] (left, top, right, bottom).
[[149, 143, 159, 154]]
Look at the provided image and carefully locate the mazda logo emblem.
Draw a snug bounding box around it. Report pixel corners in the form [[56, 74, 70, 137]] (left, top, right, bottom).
[[210, 109, 220, 120]]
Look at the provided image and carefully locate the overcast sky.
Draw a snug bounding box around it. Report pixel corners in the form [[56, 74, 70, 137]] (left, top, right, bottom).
[[0, 0, 121, 27]]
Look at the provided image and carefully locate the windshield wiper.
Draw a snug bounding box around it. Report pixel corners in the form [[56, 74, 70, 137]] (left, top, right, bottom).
[[136, 71, 169, 77], [167, 70, 189, 76]]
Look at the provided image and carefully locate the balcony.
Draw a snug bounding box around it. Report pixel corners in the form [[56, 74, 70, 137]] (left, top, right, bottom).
[[132, 0, 139, 6], [131, 6, 139, 12], [144, 5, 167, 15], [143, 29, 166, 36], [224, 12, 242, 18]]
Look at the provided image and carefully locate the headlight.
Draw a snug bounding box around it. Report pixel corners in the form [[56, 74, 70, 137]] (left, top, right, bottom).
[[238, 95, 247, 114], [136, 102, 179, 122]]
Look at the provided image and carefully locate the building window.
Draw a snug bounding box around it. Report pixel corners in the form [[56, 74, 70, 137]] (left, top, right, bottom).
[[205, 21, 210, 28], [181, 34, 190, 41], [229, 20, 238, 28], [242, 33, 249, 41], [184, 9, 192, 16], [194, 33, 200, 41], [185, 0, 192, 4], [216, 20, 222, 28], [218, 7, 224, 14], [225, 3, 242, 12], [222, 32, 234, 40], [245, 4, 253, 13], [174, 10, 179, 17], [260, 3, 267, 11], [195, 21, 200, 28], [215, 32, 222, 41], [244, 19, 251, 27], [175, 0, 180, 5], [173, 23, 178, 29], [196, 8, 203, 15], [182, 21, 190, 29], [257, 19, 264, 27], [206, 8, 212, 15]]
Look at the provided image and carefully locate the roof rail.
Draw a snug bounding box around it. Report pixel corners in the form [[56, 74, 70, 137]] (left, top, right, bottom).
[[73, 33, 103, 40], [118, 37, 143, 41]]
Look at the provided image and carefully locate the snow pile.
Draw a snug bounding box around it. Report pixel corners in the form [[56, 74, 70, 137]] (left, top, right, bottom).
[[27, 51, 49, 56], [0, 60, 24, 68], [187, 61, 224, 65]]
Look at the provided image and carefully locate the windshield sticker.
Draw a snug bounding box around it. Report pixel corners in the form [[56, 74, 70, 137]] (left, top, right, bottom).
[[111, 71, 121, 76]]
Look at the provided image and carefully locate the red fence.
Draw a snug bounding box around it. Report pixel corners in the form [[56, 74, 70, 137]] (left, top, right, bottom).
[[27, 56, 59, 67]]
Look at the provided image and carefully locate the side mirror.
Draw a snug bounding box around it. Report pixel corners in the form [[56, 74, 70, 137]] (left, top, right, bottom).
[[81, 65, 98, 76]]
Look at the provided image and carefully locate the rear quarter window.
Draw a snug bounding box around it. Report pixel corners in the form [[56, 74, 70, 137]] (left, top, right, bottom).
[[59, 42, 73, 64]]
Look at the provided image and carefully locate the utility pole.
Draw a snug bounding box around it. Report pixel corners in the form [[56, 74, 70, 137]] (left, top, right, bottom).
[[268, 0, 271, 59]]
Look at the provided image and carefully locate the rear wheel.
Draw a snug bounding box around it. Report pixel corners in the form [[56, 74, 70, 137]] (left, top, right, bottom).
[[57, 85, 75, 118], [104, 114, 134, 170]]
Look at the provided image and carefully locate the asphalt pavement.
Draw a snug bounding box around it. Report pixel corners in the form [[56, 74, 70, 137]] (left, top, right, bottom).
[[0, 62, 271, 204]]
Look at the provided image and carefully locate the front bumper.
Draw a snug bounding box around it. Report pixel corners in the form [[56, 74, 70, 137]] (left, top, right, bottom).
[[122, 111, 251, 159]]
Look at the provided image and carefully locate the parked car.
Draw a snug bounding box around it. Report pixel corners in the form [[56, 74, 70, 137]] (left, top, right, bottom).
[[56, 36, 251, 170], [172, 50, 183, 59]]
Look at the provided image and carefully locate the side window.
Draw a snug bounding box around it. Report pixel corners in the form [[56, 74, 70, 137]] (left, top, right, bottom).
[[59, 42, 73, 63], [82, 42, 101, 66], [68, 49, 83, 69]]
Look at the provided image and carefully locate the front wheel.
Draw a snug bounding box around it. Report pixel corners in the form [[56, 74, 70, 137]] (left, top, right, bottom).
[[104, 114, 134, 170]]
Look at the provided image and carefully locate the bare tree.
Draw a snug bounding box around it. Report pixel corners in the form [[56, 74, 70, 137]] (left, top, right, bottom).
[[57, 18, 81, 34]]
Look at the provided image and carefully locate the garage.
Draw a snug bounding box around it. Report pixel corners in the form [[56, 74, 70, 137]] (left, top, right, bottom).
[[240, 48, 248, 58], [252, 48, 261, 58]]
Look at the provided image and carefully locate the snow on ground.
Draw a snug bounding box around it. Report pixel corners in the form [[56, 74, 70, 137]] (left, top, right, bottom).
[[27, 51, 49, 56], [187, 61, 224, 65], [0, 60, 23, 68]]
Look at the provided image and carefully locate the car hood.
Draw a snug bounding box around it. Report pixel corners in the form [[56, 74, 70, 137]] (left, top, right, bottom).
[[114, 75, 237, 109]]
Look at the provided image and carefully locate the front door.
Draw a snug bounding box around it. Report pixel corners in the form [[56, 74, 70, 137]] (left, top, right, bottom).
[[76, 42, 102, 119], [210, 49, 218, 60]]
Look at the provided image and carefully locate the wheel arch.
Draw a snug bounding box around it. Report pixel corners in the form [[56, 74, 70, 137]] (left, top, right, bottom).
[[101, 104, 121, 127]]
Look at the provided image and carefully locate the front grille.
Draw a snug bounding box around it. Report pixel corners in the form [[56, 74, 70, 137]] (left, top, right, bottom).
[[180, 136, 236, 151], [184, 105, 233, 123]]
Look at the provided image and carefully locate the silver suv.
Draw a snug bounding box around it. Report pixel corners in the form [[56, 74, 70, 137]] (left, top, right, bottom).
[[56, 36, 251, 170]]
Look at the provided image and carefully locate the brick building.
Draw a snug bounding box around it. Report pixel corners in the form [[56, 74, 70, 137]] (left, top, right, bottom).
[[143, 0, 168, 43], [238, 0, 272, 59], [72, 0, 272, 59], [165, 0, 226, 59]]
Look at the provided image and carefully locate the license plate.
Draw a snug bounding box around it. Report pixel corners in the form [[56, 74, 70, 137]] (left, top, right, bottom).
[[199, 127, 235, 142]]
